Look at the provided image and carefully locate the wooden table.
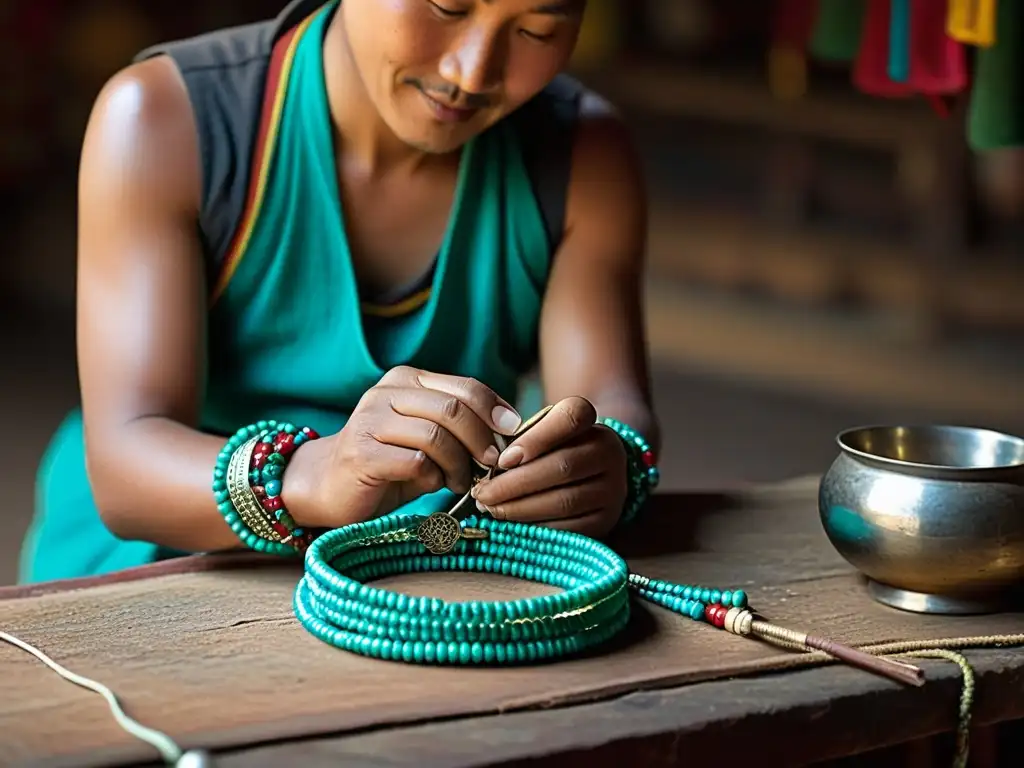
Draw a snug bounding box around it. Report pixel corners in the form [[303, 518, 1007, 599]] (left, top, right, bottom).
[[2, 477, 1022, 768]]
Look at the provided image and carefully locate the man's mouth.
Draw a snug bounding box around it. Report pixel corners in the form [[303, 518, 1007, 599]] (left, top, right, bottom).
[[419, 91, 479, 124]]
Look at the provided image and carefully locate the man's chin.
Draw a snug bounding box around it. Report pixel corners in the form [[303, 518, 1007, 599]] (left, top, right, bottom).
[[393, 124, 476, 155]]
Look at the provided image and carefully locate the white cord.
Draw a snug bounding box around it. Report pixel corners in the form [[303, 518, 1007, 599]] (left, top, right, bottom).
[[0, 630, 184, 764]]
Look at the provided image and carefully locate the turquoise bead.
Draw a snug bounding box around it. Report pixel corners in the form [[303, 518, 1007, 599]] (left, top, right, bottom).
[[261, 463, 284, 482], [264, 479, 282, 497]]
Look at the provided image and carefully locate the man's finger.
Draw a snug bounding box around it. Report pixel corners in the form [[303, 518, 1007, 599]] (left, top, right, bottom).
[[478, 479, 606, 523], [497, 396, 596, 469], [473, 439, 603, 505], [413, 369, 522, 436]]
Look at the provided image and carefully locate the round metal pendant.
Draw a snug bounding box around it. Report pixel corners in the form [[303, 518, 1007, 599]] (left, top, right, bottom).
[[417, 512, 463, 555]]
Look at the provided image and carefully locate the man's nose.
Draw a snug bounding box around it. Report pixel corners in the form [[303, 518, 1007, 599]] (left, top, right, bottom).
[[438, 26, 506, 99]]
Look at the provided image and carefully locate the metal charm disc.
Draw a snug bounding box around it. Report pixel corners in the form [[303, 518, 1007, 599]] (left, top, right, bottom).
[[417, 512, 487, 555]]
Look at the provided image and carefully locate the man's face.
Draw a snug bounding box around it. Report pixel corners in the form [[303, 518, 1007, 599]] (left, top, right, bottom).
[[341, 0, 584, 154]]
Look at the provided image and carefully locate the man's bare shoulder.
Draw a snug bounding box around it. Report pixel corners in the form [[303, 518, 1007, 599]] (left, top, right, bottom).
[[81, 56, 200, 213], [563, 88, 645, 249]]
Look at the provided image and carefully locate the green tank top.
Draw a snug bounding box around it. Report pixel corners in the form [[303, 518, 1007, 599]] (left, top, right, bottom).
[[20, 1, 555, 583]]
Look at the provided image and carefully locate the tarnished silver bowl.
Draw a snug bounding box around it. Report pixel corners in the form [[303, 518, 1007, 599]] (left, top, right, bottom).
[[818, 425, 1024, 614]]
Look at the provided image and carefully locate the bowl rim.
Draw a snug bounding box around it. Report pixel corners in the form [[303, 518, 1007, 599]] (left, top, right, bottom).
[[835, 423, 1024, 472]]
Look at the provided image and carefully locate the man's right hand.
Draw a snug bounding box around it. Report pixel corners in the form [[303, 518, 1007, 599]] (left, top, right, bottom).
[[284, 366, 523, 529]]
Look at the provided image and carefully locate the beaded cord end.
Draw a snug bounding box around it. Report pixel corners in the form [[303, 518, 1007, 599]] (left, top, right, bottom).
[[707, 604, 924, 687], [629, 575, 923, 686]]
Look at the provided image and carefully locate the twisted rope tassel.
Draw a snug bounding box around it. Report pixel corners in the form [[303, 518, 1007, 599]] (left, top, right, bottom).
[[719, 607, 927, 686]]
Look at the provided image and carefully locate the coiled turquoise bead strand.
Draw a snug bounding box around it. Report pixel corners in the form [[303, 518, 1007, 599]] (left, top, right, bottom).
[[294, 512, 747, 665]]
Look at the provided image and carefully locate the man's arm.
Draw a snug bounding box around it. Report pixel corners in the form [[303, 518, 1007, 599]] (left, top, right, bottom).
[[537, 94, 661, 455], [472, 96, 658, 533], [76, 57, 319, 550]]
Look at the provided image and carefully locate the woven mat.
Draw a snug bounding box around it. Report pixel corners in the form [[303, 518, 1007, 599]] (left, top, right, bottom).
[[2, 476, 1022, 767]]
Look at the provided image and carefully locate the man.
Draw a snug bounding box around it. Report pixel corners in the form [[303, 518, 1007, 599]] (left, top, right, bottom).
[[20, 0, 658, 583]]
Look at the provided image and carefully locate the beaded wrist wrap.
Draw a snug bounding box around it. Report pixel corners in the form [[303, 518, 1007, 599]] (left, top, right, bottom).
[[212, 420, 320, 555], [294, 510, 746, 664], [294, 509, 926, 689]]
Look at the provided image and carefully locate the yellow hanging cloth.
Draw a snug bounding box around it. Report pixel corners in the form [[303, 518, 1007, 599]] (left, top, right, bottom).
[[947, 0, 998, 47]]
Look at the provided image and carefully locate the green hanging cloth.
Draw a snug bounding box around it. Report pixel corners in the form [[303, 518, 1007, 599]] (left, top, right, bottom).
[[968, 0, 1024, 151], [810, 0, 867, 62]]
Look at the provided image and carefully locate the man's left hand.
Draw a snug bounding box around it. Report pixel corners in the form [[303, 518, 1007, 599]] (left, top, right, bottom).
[[471, 396, 627, 537]]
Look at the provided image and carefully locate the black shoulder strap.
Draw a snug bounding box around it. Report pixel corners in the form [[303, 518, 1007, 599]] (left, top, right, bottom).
[[132, 0, 321, 270], [515, 74, 584, 254]]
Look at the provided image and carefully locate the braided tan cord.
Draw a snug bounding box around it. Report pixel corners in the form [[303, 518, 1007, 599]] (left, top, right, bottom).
[[894, 649, 974, 768], [750, 621, 807, 647]]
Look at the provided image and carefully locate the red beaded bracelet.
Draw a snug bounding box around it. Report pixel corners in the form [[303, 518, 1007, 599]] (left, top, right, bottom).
[[247, 423, 320, 551]]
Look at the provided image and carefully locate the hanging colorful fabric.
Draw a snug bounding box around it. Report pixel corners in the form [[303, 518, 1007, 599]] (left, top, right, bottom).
[[774, 0, 818, 48], [769, 0, 817, 100], [887, 0, 912, 81], [853, 0, 915, 96], [809, 0, 867, 63], [947, 0, 998, 47], [967, 0, 1023, 150], [908, 0, 969, 95]]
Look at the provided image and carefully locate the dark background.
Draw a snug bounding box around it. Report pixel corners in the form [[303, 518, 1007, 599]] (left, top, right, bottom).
[[2, 0, 1023, 584]]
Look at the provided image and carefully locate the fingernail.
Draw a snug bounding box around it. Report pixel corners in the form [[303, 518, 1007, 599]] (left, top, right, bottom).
[[482, 445, 499, 467], [476, 500, 492, 514], [498, 446, 524, 470], [492, 406, 521, 434]]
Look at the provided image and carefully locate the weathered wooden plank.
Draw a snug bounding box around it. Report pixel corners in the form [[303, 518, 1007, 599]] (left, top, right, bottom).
[[217, 649, 1024, 768]]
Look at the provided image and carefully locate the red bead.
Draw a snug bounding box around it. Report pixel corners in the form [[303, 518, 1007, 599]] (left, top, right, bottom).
[[252, 485, 267, 500], [261, 495, 283, 512], [642, 450, 656, 467], [273, 433, 296, 456], [302, 427, 320, 439], [252, 442, 273, 469], [711, 604, 727, 628], [270, 521, 291, 539]]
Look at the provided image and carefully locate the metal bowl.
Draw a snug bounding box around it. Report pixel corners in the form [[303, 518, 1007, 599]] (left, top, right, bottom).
[[818, 425, 1024, 614]]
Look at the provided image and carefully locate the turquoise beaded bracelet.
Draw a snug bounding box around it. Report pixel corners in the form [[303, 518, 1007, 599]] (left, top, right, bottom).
[[212, 420, 320, 555], [295, 509, 747, 665], [598, 417, 660, 525]]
